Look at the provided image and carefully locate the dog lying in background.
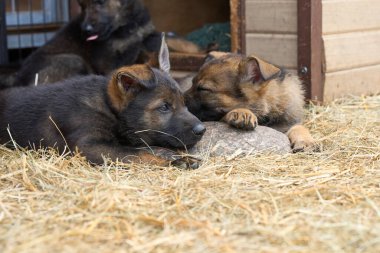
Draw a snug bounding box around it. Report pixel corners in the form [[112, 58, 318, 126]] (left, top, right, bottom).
[[0, 36, 205, 168], [4, 0, 200, 88], [184, 52, 314, 152]]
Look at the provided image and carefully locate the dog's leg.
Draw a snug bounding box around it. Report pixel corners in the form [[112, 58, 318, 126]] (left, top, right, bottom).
[[77, 140, 199, 169], [222, 108, 258, 130], [286, 124, 315, 152], [37, 54, 91, 85]]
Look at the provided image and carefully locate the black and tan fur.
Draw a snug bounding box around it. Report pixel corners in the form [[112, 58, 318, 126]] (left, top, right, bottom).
[[184, 52, 314, 151], [3, 0, 199, 88], [0, 40, 205, 167]]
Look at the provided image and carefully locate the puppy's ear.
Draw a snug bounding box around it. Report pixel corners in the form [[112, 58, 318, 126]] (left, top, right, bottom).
[[159, 33, 171, 74], [175, 74, 195, 93], [108, 65, 156, 111], [239, 55, 281, 83], [204, 51, 230, 64]]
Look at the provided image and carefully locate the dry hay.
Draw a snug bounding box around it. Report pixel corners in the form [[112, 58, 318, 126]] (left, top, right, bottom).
[[0, 95, 379, 253]]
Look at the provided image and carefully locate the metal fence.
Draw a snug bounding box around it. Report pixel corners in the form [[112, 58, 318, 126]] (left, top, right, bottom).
[[0, 0, 70, 65]]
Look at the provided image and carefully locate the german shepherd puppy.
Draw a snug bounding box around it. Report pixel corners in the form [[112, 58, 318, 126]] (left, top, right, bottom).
[[184, 52, 314, 152], [7, 0, 163, 87], [0, 39, 206, 167]]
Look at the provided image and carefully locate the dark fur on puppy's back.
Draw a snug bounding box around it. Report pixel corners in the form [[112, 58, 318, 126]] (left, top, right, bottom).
[[0, 75, 112, 149]]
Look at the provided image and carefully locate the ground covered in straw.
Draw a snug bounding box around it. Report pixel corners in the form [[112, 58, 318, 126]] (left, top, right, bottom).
[[1, 95, 379, 253]]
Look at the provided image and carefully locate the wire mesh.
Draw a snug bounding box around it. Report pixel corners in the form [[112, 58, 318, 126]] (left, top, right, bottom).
[[1, 0, 70, 64]]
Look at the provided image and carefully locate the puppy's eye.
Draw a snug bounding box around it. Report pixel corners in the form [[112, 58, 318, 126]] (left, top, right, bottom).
[[158, 103, 171, 113]]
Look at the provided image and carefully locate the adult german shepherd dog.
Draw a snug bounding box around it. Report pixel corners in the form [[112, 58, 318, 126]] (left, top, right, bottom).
[[184, 52, 315, 152], [0, 37, 205, 168], [6, 0, 163, 87]]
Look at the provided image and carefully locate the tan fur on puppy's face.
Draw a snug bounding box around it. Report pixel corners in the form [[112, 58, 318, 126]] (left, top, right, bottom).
[[107, 64, 205, 149], [185, 56, 245, 121], [185, 54, 282, 122], [108, 64, 155, 111]]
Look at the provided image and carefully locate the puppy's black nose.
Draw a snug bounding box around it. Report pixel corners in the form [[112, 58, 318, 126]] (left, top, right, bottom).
[[192, 123, 206, 136], [84, 24, 94, 33]]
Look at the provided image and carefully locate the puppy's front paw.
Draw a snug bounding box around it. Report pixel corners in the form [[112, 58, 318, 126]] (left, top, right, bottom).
[[287, 125, 316, 152], [223, 108, 258, 130], [171, 156, 201, 170], [292, 139, 315, 153]]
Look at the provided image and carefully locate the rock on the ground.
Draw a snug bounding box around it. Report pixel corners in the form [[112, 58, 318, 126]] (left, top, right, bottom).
[[189, 121, 291, 157]]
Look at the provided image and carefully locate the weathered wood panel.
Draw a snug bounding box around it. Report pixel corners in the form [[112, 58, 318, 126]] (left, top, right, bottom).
[[323, 30, 380, 73], [245, 33, 297, 69], [323, 0, 380, 35], [143, 0, 230, 35], [324, 64, 380, 102], [245, 0, 297, 34]]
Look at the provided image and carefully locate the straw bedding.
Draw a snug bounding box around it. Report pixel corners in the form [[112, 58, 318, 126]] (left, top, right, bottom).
[[0, 95, 379, 253]]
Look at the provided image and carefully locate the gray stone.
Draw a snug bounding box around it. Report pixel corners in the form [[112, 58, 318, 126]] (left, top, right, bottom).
[[189, 121, 291, 157]]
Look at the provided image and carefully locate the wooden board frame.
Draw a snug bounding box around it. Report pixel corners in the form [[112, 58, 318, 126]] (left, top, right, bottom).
[[297, 0, 323, 102]]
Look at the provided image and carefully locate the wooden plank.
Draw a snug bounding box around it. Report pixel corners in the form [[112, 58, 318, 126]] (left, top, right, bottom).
[[149, 52, 206, 72], [0, 0, 8, 64], [298, 0, 323, 102], [323, 30, 380, 73], [169, 53, 206, 71], [245, 33, 297, 69], [7, 24, 63, 35], [324, 64, 380, 102], [171, 70, 196, 79], [230, 0, 246, 53], [245, 0, 297, 34], [323, 0, 380, 35]]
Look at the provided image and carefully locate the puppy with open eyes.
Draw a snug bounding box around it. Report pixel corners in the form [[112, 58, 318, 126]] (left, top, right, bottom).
[[184, 52, 315, 152], [0, 36, 205, 168], [0, 0, 201, 89]]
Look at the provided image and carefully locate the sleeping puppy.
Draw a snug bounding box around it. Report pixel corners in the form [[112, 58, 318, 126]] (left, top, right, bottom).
[[184, 52, 315, 152]]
